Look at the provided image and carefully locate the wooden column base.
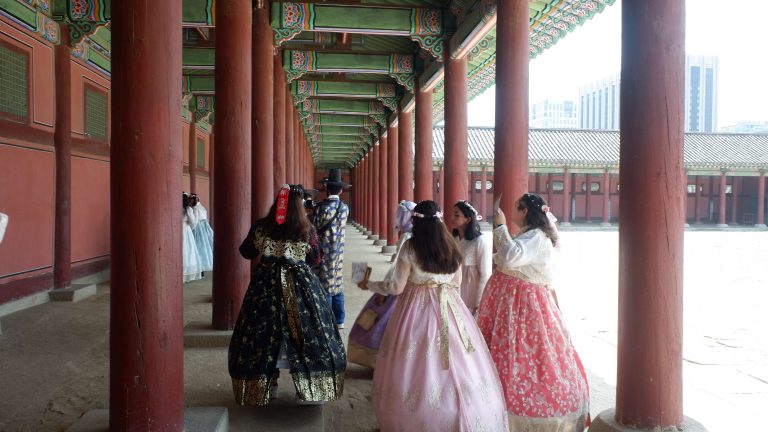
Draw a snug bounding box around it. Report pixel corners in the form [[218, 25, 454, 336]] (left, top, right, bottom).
[[590, 409, 708, 432]]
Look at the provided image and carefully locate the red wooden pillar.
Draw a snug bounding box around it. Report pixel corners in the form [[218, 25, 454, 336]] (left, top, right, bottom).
[[444, 53, 469, 217], [437, 166, 445, 210], [252, 1, 274, 219], [398, 107, 414, 202], [602, 169, 611, 225], [414, 82, 433, 202], [378, 134, 389, 245], [757, 171, 766, 227], [189, 119, 198, 194], [110, 1, 184, 429], [387, 121, 399, 247], [561, 168, 571, 225], [364, 156, 371, 230], [592, 0, 696, 429], [481, 166, 488, 219], [371, 145, 381, 237], [53, 24, 72, 290], [212, 0, 252, 330], [469, 172, 476, 205], [494, 0, 529, 217], [209, 131, 215, 224], [546, 173, 553, 208], [730, 176, 739, 225], [694, 175, 702, 224], [285, 95, 294, 183], [273, 58, 286, 192], [717, 171, 728, 227], [585, 173, 592, 222]]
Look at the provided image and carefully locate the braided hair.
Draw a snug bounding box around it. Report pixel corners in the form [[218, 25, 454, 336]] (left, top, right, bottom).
[[517, 193, 558, 247]]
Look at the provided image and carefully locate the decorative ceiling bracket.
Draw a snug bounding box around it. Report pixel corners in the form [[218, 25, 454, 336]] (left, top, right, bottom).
[[66, 0, 110, 45], [371, 113, 387, 127], [377, 97, 398, 112], [410, 35, 447, 62], [286, 69, 308, 83], [193, 96, 215, 123], [273, 2, 314, 46], [390, 74, 415, 92]]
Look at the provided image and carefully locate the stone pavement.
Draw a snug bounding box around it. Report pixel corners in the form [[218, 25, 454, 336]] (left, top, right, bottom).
[[0, 226, 765, 431]]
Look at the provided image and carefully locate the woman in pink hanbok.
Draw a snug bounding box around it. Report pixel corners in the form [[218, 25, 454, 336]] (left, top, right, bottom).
[[358, 200, 508, 432], [450, 200, 492, 316], [477, 193, 589, 431]]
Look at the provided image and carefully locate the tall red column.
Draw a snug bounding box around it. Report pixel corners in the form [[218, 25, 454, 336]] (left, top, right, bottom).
[[285, 95, 294, 183], [414, 82, 433, 202], [585, 174, 592, 222], [717, 171, 728, 227], [53, 24, 72, 290], [110, 0, 184, 429], [546, 173, 553, 208], [371, 145, 381, 238], [592, 0, 694, 430], [730, 177, 739, 225], [437, 166, 445, 209], [252, 2, 274, 220], [561, 168, 571, 225], [189, 119, 198, 194], [469, 172, 476, 205], [273, 58, 286, 191], [602, 170, 611, 225], [444, 54, 469, 218], [494, 0, 529, 217], [378, 134, 389, 245], [364, 156, 371, 230], [694, 175, 702, 224], [212, 0, 252, 330], [481, 165, 488, 219], [757, 172, 766, 227], [387, 122, 399, 247], [398, 107, 414, 202]]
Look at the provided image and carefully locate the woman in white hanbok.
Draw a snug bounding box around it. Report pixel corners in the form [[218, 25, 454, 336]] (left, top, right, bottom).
[[189, 194, 214, 273], [182, 193, 202, 283], [449, 200, 492, 316]]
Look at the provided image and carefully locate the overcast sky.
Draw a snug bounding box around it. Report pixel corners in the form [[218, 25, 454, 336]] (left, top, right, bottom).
[[467, 0, 768, 129]]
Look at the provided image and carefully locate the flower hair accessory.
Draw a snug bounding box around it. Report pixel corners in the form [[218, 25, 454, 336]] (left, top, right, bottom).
[[541, 205, 551, 213], [275, 184, 290, 225], [413, 211, 444, 220], [457, 200, 483, 221]]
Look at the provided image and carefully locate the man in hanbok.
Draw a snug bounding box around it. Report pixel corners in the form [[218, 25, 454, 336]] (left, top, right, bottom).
[[312, 169, 350, 331]]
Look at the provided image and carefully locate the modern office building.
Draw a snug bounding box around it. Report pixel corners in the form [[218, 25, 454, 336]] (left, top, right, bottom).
[[529, 100, 579, 128]]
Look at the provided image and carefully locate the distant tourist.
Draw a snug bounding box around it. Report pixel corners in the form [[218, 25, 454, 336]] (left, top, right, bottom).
[[229, 184, 345, 405], [188, 194, 213, 274], [0, 212, 7, 244], [182, 193, 202, 283], [312, 169, 350, 331], [477, 193, 589, 430], [450, 200, 492, 316], [358, 200, 508, 431]]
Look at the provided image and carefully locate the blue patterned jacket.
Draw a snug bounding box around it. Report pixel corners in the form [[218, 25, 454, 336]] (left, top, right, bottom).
[[311, 196, 349, 295]]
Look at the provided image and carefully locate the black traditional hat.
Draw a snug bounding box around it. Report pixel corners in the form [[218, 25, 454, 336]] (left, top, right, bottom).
[[319, 168, 350, 188]]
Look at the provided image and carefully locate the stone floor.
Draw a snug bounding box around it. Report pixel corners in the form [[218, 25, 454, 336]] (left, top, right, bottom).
[[0, 226, 766, 431]]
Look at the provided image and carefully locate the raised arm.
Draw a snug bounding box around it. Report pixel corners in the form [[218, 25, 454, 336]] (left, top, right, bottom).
[[492, 226, 544, 268], [475, 234, 492, 306]]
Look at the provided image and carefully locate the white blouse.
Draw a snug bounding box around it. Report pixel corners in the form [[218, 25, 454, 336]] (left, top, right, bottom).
[[492, 225, 554, 286], [457, 234, 492, 284], [368, 240, 462, 296]]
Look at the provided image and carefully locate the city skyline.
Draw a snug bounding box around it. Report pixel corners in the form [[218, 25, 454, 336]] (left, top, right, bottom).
[[467, 0, 768, 130]]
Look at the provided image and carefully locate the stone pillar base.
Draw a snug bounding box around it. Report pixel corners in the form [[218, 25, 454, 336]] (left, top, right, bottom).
[[367, 235, 379, 241], [601, 222, 612, 227], [590, 409, 707, 432], [381, 245, 397, 254], [65, 407, 228, 432], [363, 230, 372, 235], [755, 224, 767, 228], [560, 222, 572, 227], [374, 239, 387, 247], [183, 321, 233, 348], [716, 223, 729, 228], [49, 284, 97, 302]]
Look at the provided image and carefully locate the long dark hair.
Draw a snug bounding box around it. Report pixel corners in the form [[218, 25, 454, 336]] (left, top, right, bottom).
[[182, 193, 190, 210], [256, 184, 313, 241], [409, 200, 462, 274], [451, 200, 482, 241], [517, 193, 558, 247]]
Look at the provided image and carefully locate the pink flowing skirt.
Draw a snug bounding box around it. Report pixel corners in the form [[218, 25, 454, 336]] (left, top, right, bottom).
[[477, 271, 589, 431], [372, 282, 508, 431]]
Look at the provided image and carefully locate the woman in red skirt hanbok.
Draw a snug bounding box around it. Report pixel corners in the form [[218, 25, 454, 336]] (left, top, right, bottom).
[[477, 193, 589, 431]]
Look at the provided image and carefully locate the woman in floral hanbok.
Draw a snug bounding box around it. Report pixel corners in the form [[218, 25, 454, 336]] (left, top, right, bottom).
[[477, 193, 589, 431], [359, 200, 507, 431], [450, 200, 492, 316], [348, 200, 416, 368], [228, 184, 345, 406]]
